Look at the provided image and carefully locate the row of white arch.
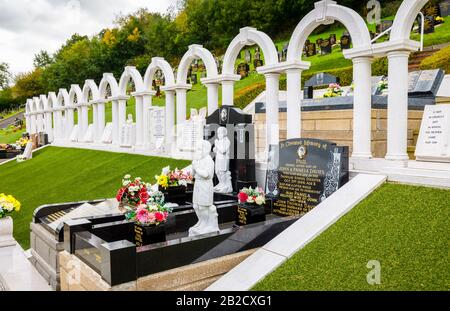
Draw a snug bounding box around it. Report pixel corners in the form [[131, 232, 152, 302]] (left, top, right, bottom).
[[24, 0, 430, 163]]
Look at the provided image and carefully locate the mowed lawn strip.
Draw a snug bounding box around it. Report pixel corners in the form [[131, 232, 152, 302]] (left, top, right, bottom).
[[0, 146, 189, 249], [253, 183, 450, 291]]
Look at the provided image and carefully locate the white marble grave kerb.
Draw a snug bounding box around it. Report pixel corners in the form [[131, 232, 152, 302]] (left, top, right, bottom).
[[415, 104, 450, 163]]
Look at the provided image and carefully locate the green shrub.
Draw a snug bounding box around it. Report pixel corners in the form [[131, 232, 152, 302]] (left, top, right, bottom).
[[372, 57, 388, 76], [420, 45, 450, 73], [303, 66, 353, 87]]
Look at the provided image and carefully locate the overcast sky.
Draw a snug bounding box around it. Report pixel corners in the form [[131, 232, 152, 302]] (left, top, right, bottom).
[[0, 0, 177, 75]]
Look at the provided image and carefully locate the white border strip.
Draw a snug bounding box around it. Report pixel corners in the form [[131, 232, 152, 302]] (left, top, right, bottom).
[[0, 144, 50, 167], [206, 173, 387, 291]]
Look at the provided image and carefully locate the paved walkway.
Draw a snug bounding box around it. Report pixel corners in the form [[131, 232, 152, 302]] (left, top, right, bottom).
[[0, 112, 24, 129]]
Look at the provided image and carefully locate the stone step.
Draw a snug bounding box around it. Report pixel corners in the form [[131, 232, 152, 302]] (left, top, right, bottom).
[[136, 248, 257, 291]]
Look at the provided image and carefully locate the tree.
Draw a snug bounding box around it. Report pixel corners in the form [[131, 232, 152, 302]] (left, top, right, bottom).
[[33, 50, 54, 68], [12, 68, 45, 103], [0, 62, 11, 90]]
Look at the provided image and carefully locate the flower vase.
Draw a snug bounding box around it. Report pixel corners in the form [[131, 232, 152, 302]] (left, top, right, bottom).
[[235, 203, 266, 226], [134, 223, 166, 247], [159, 185, 187, 205], [0, 216, 16, 247]]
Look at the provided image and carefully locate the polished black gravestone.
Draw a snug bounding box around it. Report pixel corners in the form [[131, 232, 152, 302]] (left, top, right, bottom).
[[305, 42, 316, 57], [235, 204, 266, 226], [320, 38, 332, 55], [237, 62, 250, 78], [272, 138, 349, 217], [340, 34, 351, 50], [134, 223, 166, 247], [329, 34, 337, 45], [205, 106, 256, 192]]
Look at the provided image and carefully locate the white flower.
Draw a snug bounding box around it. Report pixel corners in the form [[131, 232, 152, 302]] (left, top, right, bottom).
[[124, 174, 131, 179], [255, 196, 265, 205], [123, 180, 131, 187], [148, 204, 158, 211], [247, 197, 254, 203], [179, 180, 187, 187]]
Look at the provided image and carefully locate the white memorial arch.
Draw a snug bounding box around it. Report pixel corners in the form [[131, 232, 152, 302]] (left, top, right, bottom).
[[220, 27, 280, 152], [23, 0, 449, 187], [143, 57, 177, 145], [80, 80, 100, 143], [177, 44, 220, 117], [98, 73, 120, 145]]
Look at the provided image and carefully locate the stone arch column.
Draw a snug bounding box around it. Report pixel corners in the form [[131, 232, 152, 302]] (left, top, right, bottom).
[[69, 85, 83, 142], [25, 99, 33, 134], [45, 93, 58, 142], [371, 0, 427, 163], [279, 0, 374, 159], [177, 44, 220, 116], [143, 57, 177, 146], [57, 89, 70, 141], [99, 73, 120, 145], [118, 66, 145, 146], [220, 26, 280, 152], [81, 80, 100, 142]]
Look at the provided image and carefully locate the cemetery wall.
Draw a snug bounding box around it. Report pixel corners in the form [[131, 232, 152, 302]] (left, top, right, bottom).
[[59, 249, 256, 291], [255, 109, 423, 158]]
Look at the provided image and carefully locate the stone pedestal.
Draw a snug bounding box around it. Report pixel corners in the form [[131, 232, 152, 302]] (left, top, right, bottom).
[[0, 217, 15, 247]]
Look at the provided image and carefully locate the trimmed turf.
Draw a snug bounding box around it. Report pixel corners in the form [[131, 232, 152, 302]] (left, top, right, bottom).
[[253, 183, 450, 291], [0, 129, 25, 144], [0, 146, 189, 249]]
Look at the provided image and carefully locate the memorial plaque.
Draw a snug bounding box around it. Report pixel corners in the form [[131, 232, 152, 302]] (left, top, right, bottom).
[[422, 4, 439, 18], [272, 138, 349, 217], [101, 122, 113, 144], [415, 105, 450, 162], [340, 35, 351, 50], [320, 39, 332, 55], [177, 117, 205, 152], [305, 42, 316, 57], [149, 107, 165, 150], [265, 144, 279, 197], [235, 204, 266, 226], [237, 62, 249, 78], [134, 224, 166, 247], [440, 0, 450, 17]]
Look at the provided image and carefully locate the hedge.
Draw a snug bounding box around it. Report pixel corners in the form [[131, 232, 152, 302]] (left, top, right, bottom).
[[420, 45, 450, 73], [234, 57, 390, 110]]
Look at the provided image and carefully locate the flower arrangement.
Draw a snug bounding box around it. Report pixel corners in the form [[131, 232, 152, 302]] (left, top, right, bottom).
[[0, 194, 21, 218], [155, 167, 193, 189], [16, 137, 29, 149], [237, 187, 266, 206], [124, 201, 172, 226], [435, 16, 445, 23], [377, 79, 388, 92], [116, 175, 151, 208], [323, 83, 343, 98]]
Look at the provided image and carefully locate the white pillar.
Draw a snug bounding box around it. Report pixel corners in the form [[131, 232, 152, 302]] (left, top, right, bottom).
[[97, 102, 105, 143], [206, 83, 219, 115], [112, 100, 119, 145], [92, 103, 98, 141], [286, 69, 302, 139], [135, 95, 144, 145], [165, 90, 175, 144], [37, 114, 44, 133], [222, 80, 234, 106], [81, 105, 89, 140], [30, 115, 37, 134], [66, 108, 74, 140], [352, 57, 373, 158], [265, 73, 280, 151], [118, 99, 127, 144], [386, 51, 410, 162], [175, 89, 187, 124], [25, 115, 31, 133], [56, 110, 63, 141], [45, 112, 53, 142], [142, 94, 153, 146]]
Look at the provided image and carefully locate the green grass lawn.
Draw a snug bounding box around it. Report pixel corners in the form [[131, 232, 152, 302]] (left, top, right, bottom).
[[0, 146, 189, 249], [253, 183, 450, 291], [0, 128, 25, 144]]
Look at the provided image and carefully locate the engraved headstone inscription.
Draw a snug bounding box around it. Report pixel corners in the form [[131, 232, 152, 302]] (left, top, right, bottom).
[[320, 38, 332, 55], [408, 69, 445, 97], [415, 104, 450, 163], [306, 42, 316, 57], [272, 138, 349, 217]]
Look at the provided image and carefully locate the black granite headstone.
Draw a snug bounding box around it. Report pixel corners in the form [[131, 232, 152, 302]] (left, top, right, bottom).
[[306, 42, 316, 57], [320, 39, 332, 55], [235, 203, 266, 226], [253, 59, 263, 68], [205, 107, 256, 192], [316, 38, 323, 47], [329, 34, 337, 45], [190, 73, 198, 85], [134, 223, 166, 247], [272, 138, 349, 217], [237, 63, 249, 78], [423, 16, 435, 34], [340, 34, 352, 50]]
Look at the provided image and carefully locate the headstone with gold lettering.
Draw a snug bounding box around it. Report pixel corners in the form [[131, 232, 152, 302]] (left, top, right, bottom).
[[272, 138, 349, 217]]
